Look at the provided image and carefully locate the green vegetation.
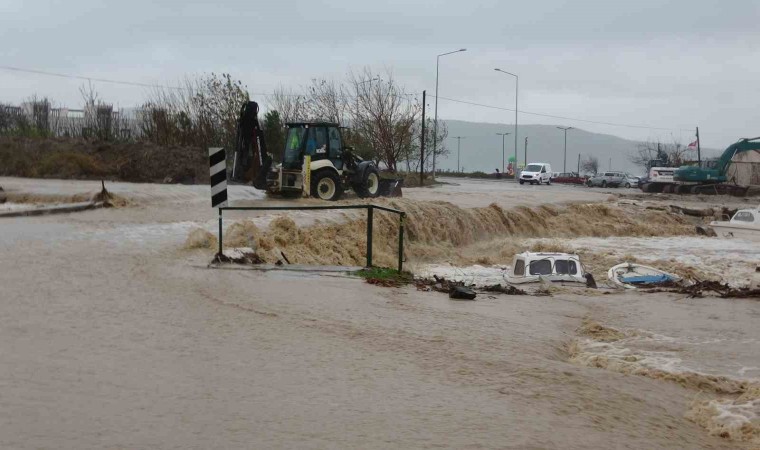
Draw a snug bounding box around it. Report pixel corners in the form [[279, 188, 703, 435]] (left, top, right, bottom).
[[355, 267, 414, 287]]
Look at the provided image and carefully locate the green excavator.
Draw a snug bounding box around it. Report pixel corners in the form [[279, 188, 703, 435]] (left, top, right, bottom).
[[640, 137, 760, 195]]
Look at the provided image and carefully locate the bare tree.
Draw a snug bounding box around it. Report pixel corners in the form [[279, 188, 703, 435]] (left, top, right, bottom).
[[347, 68, 420, 171], [628, 138, 689, 172], [139, 73, 248, 151], [581, 156, 600, 175], [302, 78, 348, 124], [268, 87, 308, 123], [404, 117, 448, 173]]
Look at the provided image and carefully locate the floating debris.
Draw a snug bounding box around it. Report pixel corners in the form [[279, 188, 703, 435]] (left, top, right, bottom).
[[643, 280, 760, 299]]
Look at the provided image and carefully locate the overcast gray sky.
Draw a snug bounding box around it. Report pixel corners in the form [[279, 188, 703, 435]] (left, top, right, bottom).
[[2, 0, 758, 148]]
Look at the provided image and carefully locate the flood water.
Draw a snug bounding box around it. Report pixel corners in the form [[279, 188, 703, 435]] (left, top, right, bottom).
[[0, 176, 757, 449]]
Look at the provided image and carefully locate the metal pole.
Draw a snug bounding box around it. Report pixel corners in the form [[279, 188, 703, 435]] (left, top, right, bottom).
[[564, 130, 567, 172], [433, 56, 440, 180], [515, 76, 518, 174], [217, 208, 223, 256], [420, 90, 426, 185], [557, 126, 573, 173], [494, 69, 518, 180], [502, 134, 505, 173], [524, 137, 528, 165], [434, 49, 466, 181], [496, 132, 510, 175], [696, 126, 702, 166], [366, 206, 374, 268], [577, 154, 581, 174], [457, 137, 461, 172], [454, 136, 463, 172], [397, 214, 405, 273]]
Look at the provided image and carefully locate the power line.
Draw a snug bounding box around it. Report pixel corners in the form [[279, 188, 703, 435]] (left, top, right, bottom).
[[0, 65, 189, 90], [430, 95, 687, 132], [1, 65, 689, 132]]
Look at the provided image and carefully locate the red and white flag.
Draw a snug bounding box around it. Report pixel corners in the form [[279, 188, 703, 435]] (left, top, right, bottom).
[[688, 140, 698, 150]]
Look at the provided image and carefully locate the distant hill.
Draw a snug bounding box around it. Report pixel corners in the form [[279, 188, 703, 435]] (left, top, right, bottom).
[[436, 120, 716, 176]]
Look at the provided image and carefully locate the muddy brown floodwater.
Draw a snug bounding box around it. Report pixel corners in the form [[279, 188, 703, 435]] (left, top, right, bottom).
[[0, 176, 757, 449]]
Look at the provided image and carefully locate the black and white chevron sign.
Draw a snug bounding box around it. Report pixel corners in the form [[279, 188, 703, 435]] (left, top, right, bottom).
[[209, 147, 228, 208]]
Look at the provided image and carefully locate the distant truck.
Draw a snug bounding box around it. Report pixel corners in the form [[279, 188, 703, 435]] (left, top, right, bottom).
[[640, 138, 760, 195]]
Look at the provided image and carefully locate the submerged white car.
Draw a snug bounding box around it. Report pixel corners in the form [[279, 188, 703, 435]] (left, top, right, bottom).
[[504, 252, 587, 284], [519, 163, 552, 185], [710, 206, 760, 242]]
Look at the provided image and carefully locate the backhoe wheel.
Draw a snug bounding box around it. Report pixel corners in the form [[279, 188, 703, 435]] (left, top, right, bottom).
[[311, 170, 343, 201], [356, 166, 380, 198]]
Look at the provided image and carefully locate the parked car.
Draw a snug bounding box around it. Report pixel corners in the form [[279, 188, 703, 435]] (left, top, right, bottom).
[[586, 171, 626, 188], [519, 162, 553, 185], [623, 174, 641, 188], [552, 172, 586, 185]]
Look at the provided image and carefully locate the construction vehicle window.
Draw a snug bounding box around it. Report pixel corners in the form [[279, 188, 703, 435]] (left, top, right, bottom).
[[328, 128, 342, 158], [285, 127, 306, 163], [305, 128, 317, 156], [315, 127, 327, 154]]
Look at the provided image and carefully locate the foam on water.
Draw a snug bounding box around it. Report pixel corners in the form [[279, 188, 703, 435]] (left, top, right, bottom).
[[569, 320, 760, 444], [419, 235, 759, 288]]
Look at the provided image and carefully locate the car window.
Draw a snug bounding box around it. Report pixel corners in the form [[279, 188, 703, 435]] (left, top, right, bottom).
[[604, 172, 613, 177], [514, 259, 525, 276], [734, 211, 755, 222], [529, 260, 552, 275]]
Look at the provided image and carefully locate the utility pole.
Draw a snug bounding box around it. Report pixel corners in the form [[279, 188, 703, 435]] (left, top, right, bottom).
[[454, 136, 465, 172], [577, 154, 581, 175], [557, 126, 573, 172], [609, 157, 612, 171], [524, 137, 528, 165], [420, 90, 426, 186], [696, 126, 702, 166]]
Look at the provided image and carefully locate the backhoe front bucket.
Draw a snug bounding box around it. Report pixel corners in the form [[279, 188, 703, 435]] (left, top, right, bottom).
[[378, 178, 403, 197]]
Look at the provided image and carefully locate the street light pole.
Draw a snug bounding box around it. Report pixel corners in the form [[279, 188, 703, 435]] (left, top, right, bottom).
[[496, 132, 511, 174], [433, 48, 467, 181], [494, 68, 518, 180], [453, 136, 465, 172], [557, 126, 573, 173]]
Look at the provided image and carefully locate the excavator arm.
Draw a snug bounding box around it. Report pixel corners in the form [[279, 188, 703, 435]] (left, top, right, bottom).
[[716, 137, 760, 174], [231, 101, 273, 190]]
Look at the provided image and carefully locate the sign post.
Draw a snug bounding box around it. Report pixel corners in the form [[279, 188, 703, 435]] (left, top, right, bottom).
[[303, 155, 311, 197]]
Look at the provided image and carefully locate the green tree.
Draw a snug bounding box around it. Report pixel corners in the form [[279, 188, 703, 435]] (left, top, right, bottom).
[[263, 110, 285, 162]]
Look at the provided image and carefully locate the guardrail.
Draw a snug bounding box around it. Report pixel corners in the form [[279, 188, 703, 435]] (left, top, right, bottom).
[[217, 204, 407, 272]]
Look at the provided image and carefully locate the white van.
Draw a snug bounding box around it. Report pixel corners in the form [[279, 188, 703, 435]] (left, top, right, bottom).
[[519, 162, 552, 185]]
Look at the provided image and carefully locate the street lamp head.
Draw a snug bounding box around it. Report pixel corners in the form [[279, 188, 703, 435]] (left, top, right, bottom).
[[439, 48, 467, 57]]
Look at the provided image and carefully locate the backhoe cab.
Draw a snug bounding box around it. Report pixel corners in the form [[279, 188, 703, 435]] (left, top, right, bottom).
[[232, 101, 394, 201], [274, 122, 380, 201]]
